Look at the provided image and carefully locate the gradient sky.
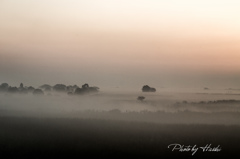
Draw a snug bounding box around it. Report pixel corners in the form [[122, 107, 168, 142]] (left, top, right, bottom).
[[0, 0, 240, 89]]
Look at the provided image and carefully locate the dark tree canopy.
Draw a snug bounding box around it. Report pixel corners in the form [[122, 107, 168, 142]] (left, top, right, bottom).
[[0, 83, 9, 91], [66, 85, 76, 92], [53, 84, 66, 92], [82, 83, 89, 89], [142, 85, 156, 92], [73, 85, 78, 88], [74, 87, 84, 94], [27, 86, 35, 92], [39, 84, 52, 91], [1, 82, 100, 95], [74, 83, 99, 95]]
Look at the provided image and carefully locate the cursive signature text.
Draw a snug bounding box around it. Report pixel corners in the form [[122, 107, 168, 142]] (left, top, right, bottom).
[[168, 143, 221, 155]]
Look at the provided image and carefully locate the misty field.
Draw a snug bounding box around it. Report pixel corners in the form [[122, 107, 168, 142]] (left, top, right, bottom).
[[0, 90, 240, 158]]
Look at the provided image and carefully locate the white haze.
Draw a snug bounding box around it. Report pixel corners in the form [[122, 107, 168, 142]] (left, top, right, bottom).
[[1, 89, 240, 125]]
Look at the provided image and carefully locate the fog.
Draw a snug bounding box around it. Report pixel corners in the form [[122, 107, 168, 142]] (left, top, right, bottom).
[[1, 88, 240, 125]]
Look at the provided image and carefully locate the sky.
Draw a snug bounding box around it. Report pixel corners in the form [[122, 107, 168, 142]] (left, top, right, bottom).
[[0, 0, 240, 89]]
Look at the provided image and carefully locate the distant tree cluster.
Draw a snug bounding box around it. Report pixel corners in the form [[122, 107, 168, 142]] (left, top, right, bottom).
[[142, 85, 156, 92], [74, 84, 99, 95], [1, 82, 159, 99], [0, 82, 99, 96], [0, 83, 40, 95]]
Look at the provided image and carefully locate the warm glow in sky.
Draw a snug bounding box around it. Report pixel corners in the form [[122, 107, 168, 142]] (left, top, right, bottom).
[[0, 0, 240, 88]]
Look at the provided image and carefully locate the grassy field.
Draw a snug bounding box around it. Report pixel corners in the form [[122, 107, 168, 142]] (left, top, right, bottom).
[[0, 117, 239, 158]]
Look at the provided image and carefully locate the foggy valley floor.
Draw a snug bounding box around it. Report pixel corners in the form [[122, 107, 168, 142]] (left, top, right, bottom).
[[0, 91, 240, 158], [1, 91, 240, 124]]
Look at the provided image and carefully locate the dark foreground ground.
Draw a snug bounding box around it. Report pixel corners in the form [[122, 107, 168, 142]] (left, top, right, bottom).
[[0, 117, 239, 158]]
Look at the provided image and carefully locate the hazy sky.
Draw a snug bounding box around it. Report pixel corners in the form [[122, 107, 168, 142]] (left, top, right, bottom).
[[1, 0, 240, 89]]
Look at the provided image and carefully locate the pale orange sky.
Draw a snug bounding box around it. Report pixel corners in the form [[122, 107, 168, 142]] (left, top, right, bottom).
[[0, 0, 240, 89]]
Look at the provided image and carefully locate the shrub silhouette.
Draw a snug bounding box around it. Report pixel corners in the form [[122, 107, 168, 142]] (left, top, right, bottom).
[[137, 96, 145, 101]]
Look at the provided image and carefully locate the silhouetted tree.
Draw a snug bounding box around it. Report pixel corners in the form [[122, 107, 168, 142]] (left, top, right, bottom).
[[18, 83, 28, 94], [44, 87, 51, 92], [39, 84, 52, 91], [150, 87, 156, 92], [142, 85, 150, 92], [74, 83, 99, 95], [82, 83, 89, 89], [142, 85, 156, 92], [66, 85, 73, 92], [73, 85, 78, 88], [53, 84, 66, 92], [0, 83, 9, 91], [27, 86, 35, 92], [72, 85, 79, 92]]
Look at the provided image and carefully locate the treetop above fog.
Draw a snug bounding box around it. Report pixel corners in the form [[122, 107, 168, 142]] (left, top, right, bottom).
[[0, 82, 99, 96], [142, 85, 156, 92]]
